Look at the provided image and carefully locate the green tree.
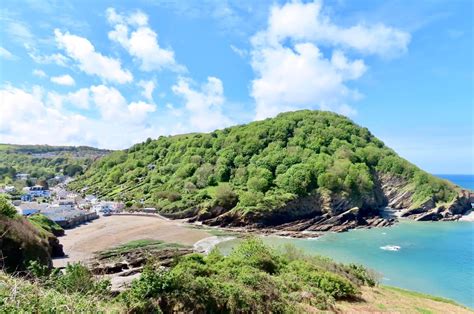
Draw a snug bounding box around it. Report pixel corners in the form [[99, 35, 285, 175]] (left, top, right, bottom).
[[275, 164, 314, 196]]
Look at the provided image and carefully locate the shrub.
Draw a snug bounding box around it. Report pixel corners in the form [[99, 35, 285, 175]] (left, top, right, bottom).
[[214, 184, 238, 209], [0, 195, 17, 218], [345, 263, 378, 287], [155, 191, 182, 202], [54, 263, 110, 295], [122, 264, 171, 312]]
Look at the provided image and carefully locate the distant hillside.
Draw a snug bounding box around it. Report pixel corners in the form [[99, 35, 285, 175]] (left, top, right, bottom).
[[0, 144, 111, 183], [69, 110, 472, 231]]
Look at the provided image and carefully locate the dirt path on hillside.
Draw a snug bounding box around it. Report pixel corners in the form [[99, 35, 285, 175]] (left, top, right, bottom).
[[53, 215, 211, 268]]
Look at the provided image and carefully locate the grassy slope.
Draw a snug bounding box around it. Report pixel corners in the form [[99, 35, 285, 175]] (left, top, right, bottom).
[[28, 213, 65, 236], [70, 110, 463, 223], [0, 271, 124, 313], [337, 286, 472, 313], [2, 273, 470, 314]]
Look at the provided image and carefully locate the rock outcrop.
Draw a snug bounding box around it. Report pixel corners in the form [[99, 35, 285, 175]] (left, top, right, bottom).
[[89, 245, 193, 292], [379, 174, 473, 221], [185, 173, 472, 235]]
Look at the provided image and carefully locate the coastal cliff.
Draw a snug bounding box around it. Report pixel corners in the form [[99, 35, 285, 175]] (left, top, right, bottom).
[[69, 110, 473, 232]]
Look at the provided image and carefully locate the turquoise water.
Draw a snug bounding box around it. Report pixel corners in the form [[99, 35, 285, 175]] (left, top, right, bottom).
[[218, 174, 474, 307]]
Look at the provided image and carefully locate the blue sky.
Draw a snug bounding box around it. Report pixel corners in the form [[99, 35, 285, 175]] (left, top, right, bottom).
[[0, 0, 472, 174]]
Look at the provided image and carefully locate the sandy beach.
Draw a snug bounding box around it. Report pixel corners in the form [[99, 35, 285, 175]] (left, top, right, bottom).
[[53, 214, 211, 267]]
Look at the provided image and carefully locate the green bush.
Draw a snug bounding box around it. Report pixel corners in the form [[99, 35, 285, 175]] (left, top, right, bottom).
[[0, 271, 120, 313], [1, 239, 381, 313], [120, 238, 369, 312], [0, 195, 17, 218], [214, 183, 238, 209], [54, 263, 111, 295]]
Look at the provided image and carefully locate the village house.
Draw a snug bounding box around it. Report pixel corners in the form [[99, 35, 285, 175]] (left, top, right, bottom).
[[15, 173, 29, 180], [27, 185, 51, 198], [4, 185, 16, 193]]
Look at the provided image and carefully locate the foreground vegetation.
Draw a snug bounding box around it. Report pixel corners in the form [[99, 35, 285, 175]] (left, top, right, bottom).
[[1, 238, 469, 313], [0, 195, 64, 272], [70, 110, 462, 225]]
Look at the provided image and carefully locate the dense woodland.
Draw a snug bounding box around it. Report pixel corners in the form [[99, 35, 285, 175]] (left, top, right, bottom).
[[70, 110, 458, 223]]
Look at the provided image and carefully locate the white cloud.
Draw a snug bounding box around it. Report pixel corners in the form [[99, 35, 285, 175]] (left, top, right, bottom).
[[89, 85, 128, 120], [261, 1, 410, 58], [54, 29, 133, 84], [172, 76, 232, 131], [0, 47, 16, 60], [66, 88, 90, 109], [0, 85, 89, 145], [5, 21, 34, 44], [27, 46, 69, 66], [230, 45, 247, 58], [89, 85, 156, 123], [166, 103, 183, 117], [250, 0, 410, 120], [251, 43, 365, 119], [45, 88, 90, 110], [0, 84, 159, 149], [106, 8, 185, 72], [128, 101, 156, 122], [138, 80, 155, 102], [33, 69, 47, 78], [50, 74, 75, 86]]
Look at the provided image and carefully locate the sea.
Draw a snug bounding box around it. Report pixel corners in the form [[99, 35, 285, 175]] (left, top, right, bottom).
[[217, 174, 474, 308]]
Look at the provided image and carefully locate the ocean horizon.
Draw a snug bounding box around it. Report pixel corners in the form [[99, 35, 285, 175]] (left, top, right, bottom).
[[436, 174, 474, 190]]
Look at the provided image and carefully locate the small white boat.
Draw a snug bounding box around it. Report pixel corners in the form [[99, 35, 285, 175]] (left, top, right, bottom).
[[380, 245, 401, 251]]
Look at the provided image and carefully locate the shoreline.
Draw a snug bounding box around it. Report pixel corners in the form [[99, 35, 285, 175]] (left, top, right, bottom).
[[53, 209, 474, 267], [193, 236, 236, 254], [52, 214, 211, 268]]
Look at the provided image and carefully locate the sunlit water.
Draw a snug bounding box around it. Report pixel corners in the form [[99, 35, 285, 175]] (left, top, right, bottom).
[[218, 174, 474, 307]]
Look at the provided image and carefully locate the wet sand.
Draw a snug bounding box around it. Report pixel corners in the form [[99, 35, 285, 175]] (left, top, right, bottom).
[[53, 214, 211, 267]]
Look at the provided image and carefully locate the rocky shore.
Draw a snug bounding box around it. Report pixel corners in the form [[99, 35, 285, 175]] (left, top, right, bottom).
[[182, 173, 473, 236], [90, 246, 193, 292]]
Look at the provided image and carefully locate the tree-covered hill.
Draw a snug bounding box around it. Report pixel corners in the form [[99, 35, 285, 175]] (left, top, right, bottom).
[[69, 110, 472, 230], [0, 144, 110, 185]]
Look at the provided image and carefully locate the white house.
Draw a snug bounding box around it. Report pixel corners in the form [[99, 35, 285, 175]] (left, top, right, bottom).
[[16, 173, 29, 180], [51, 199, 75, 211], [93, 203, 113, 215], [4, 185, 16, 193]]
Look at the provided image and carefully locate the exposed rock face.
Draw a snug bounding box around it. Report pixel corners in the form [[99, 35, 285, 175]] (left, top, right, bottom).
[[90, 247, 192, 276], [90, 246, 193, 292], [185, 173, 472, 235], [379, 173, 473, 221]]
